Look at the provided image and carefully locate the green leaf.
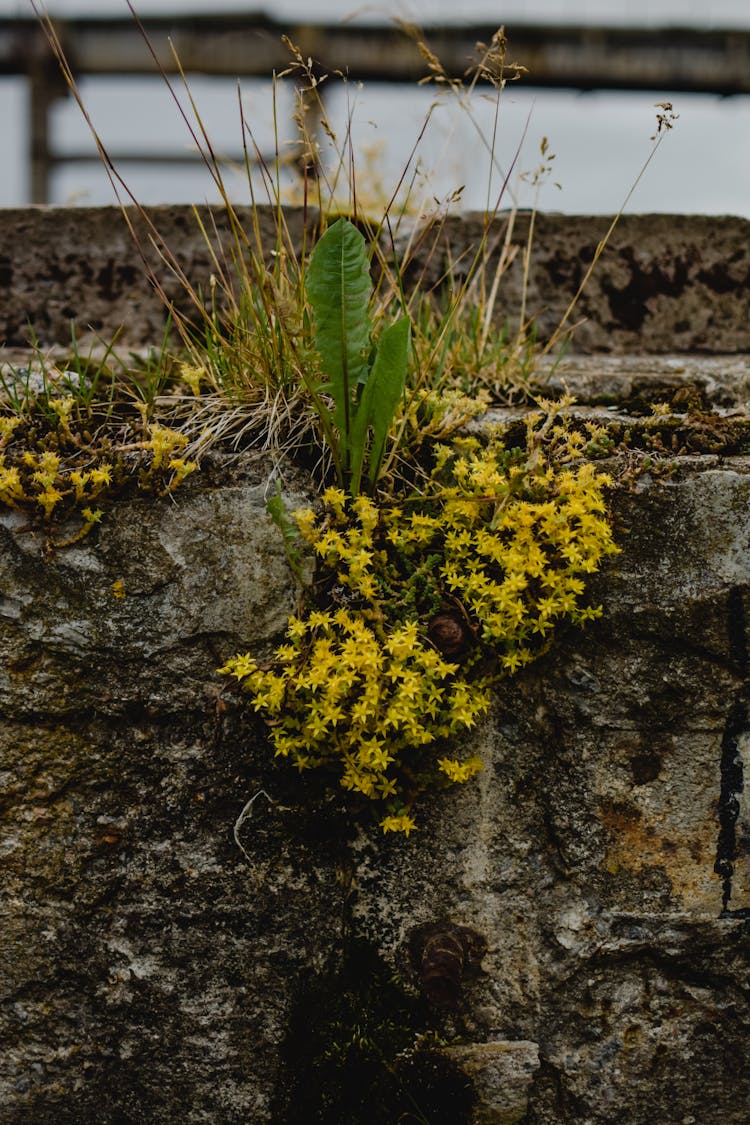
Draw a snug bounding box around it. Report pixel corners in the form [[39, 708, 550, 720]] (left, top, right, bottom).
[[306, 219, 372, 457], [349, 315, 411, 493]]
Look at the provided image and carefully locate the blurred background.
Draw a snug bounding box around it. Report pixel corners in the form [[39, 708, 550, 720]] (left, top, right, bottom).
[[2, 0, 750, 215]]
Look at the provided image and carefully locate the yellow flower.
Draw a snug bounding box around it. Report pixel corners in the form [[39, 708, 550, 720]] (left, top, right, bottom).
[[356, 575, 379, 600], [286, 616, 308, 641], [49, 397, 74, 427], [501, 649, 525, 673], [219, 408, 617, 839], [167, 458, 198, 488], [36, 485, 63, 517], [69, 471, 89, 500], [293, 508, 318, 542], [219, 652, 257, 680], [308, 610, 332, 629], [438, 755, 483, 783], [385, 620, 419, 659], [31, 450, 61, 483], [322, 487, 347, 518], [380, 814, 417, 837], [179, 363, 207, 395], [0, 416, 20, 446], [89, 464, 113, 488], [352, 494, 378, 531], [146, 424, 186, 470], [0, 463, 27, 505]]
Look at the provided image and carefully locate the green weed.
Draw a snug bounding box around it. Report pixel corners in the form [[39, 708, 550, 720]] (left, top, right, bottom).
[[26, 4, 676, 831]]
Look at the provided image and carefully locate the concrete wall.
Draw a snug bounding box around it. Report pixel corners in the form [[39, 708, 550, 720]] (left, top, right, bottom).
[[2, 208, 750, 1123]]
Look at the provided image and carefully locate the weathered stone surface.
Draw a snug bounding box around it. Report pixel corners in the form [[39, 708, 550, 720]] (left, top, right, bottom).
[[398, 211, 750, 355], [0, 205, 315, 353], [3, 208, 750, 354], [2, 429, 750, 1123], [442, 1042, 540, 1124], [0, 456, 330, 1123], [543, 353, 750, 410], [3, 201, 750, 1120]]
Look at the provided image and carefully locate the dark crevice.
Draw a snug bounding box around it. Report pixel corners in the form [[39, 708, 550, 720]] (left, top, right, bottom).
[[275, 938, 474, 1125], [713, 591, 750, 914], [625, 623, 745, 678], [715, 705, 746, 911], [602, 249, 690, 331], [714, 589, 750, 912], [728, 586, 749, 677], [525, 1057, 592, 1123], [587, 947, 740, 997]]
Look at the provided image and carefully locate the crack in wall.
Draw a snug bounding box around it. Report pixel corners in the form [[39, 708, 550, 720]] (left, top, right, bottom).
[[727, 587, 749, 676], [715, 588, 749, 913]]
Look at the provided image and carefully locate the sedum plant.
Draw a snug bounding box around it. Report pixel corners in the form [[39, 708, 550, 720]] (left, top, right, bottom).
[[221, 400, 619, 834], [0, 372, 197, 545]]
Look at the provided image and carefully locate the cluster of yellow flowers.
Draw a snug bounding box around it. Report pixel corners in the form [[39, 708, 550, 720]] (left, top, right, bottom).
[[223, 407, 619, 834], [0, 401, 197, 539], [221, 607, 489, 834], [391, 432, 617, 671]]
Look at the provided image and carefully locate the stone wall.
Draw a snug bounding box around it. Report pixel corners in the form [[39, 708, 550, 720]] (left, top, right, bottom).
[[2, 207, 750, 354], [2, 209, 750, 1123]]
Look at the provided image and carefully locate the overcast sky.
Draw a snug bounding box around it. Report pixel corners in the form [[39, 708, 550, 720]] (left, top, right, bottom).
[[3, 2, 750, 214], [8, 0, 750, 26]]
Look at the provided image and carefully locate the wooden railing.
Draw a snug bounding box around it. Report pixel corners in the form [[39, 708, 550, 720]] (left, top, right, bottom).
[[4, 14, 749, 203]]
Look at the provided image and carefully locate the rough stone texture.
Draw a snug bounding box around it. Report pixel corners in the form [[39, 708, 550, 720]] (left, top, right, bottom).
[[3, 208, 750, 354], [0, 456, 328, 1123], [409, 212, 750, 355], [542, 353, 750, 410], [442, 1042, 540, 1124], [2, 428, 750, 1122], [0, 205, 315, 354], [3, 205, 750, 1121]]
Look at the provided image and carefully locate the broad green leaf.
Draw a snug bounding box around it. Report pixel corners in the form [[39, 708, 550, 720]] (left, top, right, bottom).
[[306, 218, 372, 452], [349, 315, 411, 493]]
